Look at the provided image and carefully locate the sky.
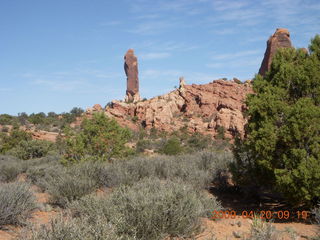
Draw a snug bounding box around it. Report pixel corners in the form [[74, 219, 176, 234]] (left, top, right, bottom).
[[0, 0, 319, 115]]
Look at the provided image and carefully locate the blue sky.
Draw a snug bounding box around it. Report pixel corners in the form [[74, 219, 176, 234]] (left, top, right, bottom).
[[1, 0, 319, 115]]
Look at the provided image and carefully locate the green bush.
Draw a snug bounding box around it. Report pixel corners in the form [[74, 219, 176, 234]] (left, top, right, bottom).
[[159, 137, 183, 155], [19, 213, 118, 240], [234, 36, 320, 206], [0, 114, 20, 126], [8, 139, 54, 160], [186, 133, 211, 151], [0, 182, 36, 226], [70, 178, 222, 240], [0, 129, 32, 154], [63, 113, 133, 163], [216, 126, 225, 140]]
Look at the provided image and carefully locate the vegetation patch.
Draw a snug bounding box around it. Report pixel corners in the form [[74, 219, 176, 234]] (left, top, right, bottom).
[[70, 178, 222, 240], [0, 182, 36, 227]]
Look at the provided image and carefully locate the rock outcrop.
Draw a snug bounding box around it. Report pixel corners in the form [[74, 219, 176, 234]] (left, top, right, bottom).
[[29, 130, 60, 142], [259, 28, 292, 76], [124, 49, 140, 102], [100, 79, 252, 139]]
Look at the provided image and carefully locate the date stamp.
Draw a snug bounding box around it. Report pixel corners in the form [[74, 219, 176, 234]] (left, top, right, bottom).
[[211, 210, 310, 220]]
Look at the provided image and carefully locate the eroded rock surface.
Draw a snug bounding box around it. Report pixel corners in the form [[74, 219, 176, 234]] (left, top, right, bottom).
[[124, 49, 140, 102], [259, 28, 292, 76], [101, 79, 253, 139]]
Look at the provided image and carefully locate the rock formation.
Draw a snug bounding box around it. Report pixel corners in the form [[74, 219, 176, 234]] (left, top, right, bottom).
[[259, 28, 292, 76], [102, 79, 253, 139], [124, 49, 140, 102]]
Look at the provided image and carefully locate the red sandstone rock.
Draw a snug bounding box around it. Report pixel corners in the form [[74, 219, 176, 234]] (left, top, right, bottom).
[[124, 49, 140, 102], [102, 79, 253, 139], [259, 28, 292, 76], [29, 130, 59, 142]]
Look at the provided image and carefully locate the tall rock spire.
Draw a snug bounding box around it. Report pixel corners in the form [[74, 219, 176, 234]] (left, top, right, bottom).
[[124, 49, 140, 102], [259, 28, 292, 76]]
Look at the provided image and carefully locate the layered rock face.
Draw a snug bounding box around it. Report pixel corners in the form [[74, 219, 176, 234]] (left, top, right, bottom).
[[101, 79, 252, 139], [259, 28, 292, 76], [124, 49, 140, 102]]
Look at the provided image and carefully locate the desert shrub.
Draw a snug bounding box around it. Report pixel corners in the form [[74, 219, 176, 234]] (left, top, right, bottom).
[[313, 204, 320, 224], [19, 213, 118, 240], [245, 216, 280, 240], [63, 113, 133, 163], [7, 139, 54, 160], [0, 114, 20, 126], [312, 204, 320, 239], [158, 137, 183, 155], [70, 178, 222, 240], [68, 160, 106, 187], [0, 157, 23, 182], [0, 182, 36, 226], [99, 157, 156, 187], [136, 139, 152, 153], [28, 112, 46, 125], [1, 126, 9, 133], [98, 151, 234, 189], [26, 162, 63, 191], [44, 169, 98, 207], [216, 126, 225, 140], [186, 133, 211, 151], [0, 129, 32, 153]]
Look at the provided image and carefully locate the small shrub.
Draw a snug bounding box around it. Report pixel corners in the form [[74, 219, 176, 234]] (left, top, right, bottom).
[[131, 116, 139, 123], [187, 133, 211, 151], [136, 139, 152, 153], [216, 126, 225, 140], [98, 151, 234, 190], [26, 163, 62, 190], [245, 216, 280, 240], [0, 182, 36, 226], [19, 213, 118, 240], [0, 159, 23, 182], [100, 157, 156, 187], [313, 204, 320, 224], [159, 137, 183, 155], [45, 170, 97, 207], [70, 178, 222, 240]]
